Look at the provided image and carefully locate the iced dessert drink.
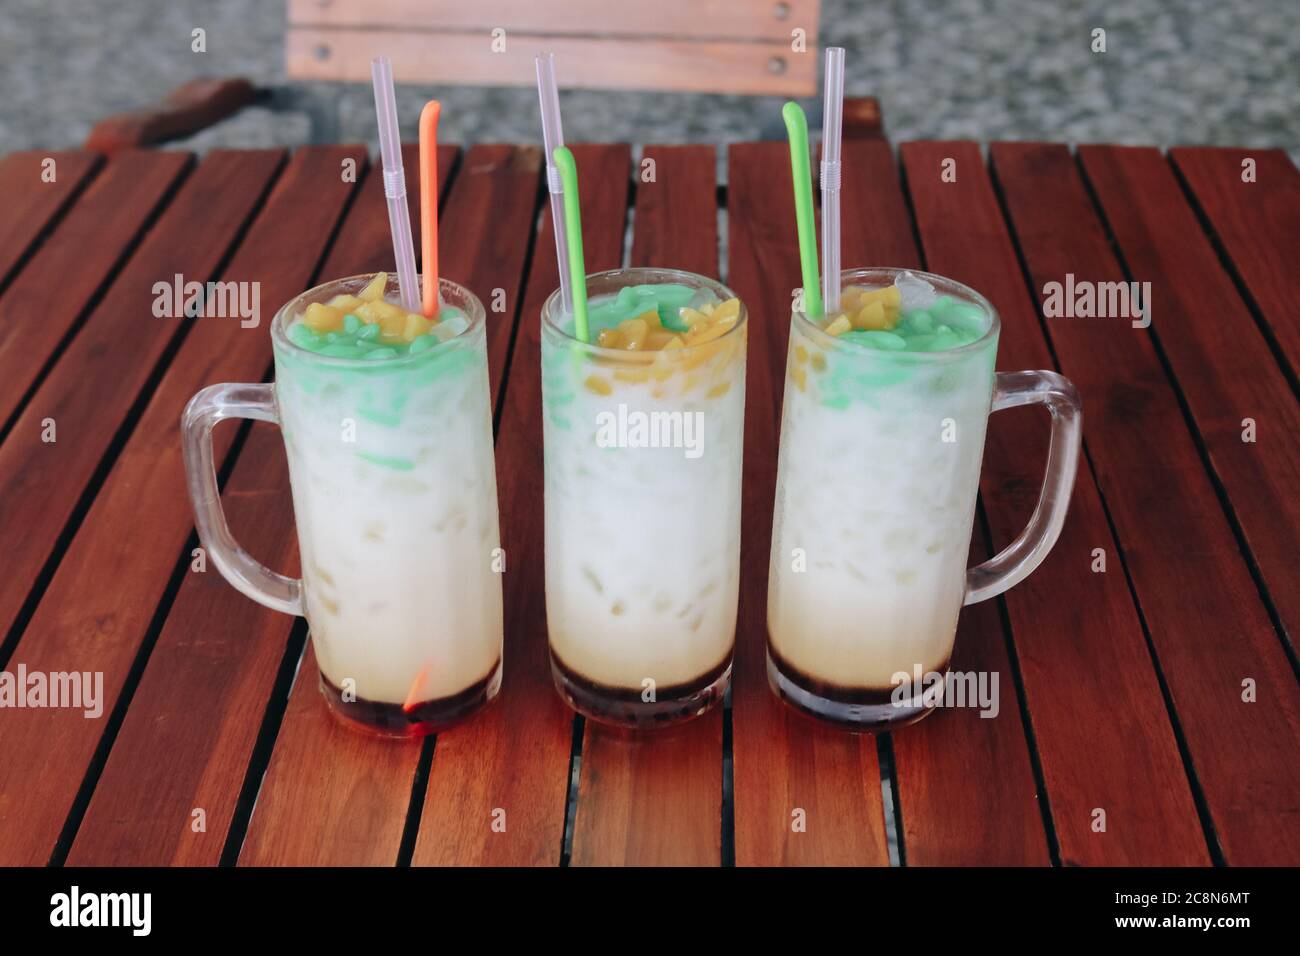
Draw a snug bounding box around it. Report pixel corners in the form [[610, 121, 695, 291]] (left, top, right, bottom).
[[183, 271, 503, 738], [768, 268, 997, 729], [274, 273, 503, 734], [541, 268, 747, 727]]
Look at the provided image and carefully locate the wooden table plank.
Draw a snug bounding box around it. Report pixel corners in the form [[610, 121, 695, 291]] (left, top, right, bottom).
[[0, 152, 189, 440], [1081, 145, 1300, 656], [1169, 147, 1300, 384], [992, 142, 1300, 865], [0, 150, 100, 290], [59, 145, 369, 866], [209, 147, 452, 869], [569, 145, 724, 867], [727, 141, 889, 866], [905, 141, 1206, 866], [101, 145, 455, 870], [239, 145, 549, 867], [410, 144, 630, 866], [0, 150, 284, 866], [854, 140, 1050, 866], [112, 143, 457, 868], [444, 146, 549, 401]]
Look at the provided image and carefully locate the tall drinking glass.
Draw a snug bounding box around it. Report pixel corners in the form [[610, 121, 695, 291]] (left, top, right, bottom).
[[182, 273, 503, 737], [541, 267, 747, 727], [767, 267, 1081, 729]]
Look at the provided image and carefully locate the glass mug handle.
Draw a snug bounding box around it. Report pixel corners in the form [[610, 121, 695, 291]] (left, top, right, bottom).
[[964, 370, 1082, 606], [180, 382, 303, 616]]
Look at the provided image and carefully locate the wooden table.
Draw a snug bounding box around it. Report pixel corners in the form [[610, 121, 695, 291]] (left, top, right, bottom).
[[0, 140, 1296, 867]]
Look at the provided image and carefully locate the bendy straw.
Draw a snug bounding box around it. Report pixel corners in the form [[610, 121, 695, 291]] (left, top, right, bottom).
[[552, 146, 589, 342], [820, 47, 845, 315], [782, 102, 824, 320], [535, 53, 574, 318], [419, 100, 441, 318], [370, 57, 420, 313]]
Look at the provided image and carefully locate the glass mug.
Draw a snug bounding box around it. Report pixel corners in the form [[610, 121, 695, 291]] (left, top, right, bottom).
[[540, 267, 747, 727], [767, 267, 1081, 730], [181, 273, 504, 737]]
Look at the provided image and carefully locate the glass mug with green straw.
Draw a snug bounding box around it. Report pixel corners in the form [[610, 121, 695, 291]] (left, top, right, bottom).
[[181, 272, 504, 738], [541, 266, 748, 728], [542, 149, 746, 726], [766, 267, 1082, 729]]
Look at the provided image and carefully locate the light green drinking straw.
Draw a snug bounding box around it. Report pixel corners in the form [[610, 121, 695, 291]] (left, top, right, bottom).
[[553, 146, 590, 343], [781, 102, 824, 320]]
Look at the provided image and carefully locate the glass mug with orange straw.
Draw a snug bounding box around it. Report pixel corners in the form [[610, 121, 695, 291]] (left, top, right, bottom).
[[182, 79, 503, 736]]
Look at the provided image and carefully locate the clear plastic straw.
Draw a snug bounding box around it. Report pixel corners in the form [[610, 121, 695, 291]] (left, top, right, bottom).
[[535, 53, 574, 318], [820, 47, 845, 315], [370, 57, 420, 313]]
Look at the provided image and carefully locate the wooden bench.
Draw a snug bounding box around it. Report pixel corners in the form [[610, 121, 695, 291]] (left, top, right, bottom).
[[86, 2, 881, 153], [286, 0, 821, 96]]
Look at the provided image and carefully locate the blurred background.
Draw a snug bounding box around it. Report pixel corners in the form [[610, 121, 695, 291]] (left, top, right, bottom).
[[2, 0, 1296, 157]]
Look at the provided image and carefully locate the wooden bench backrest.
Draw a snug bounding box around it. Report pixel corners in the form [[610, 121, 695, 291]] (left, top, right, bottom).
[[286, 0, 820, 96]]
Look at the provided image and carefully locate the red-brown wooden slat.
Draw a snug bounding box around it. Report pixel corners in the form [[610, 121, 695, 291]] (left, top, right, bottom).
[[239, 145, 549, 867], [443, 146, 549, 400], [0, 152, 190, 436], [992, 142, 1300, 864], [84, 145, 455, 868], [410, 144, 630, 866], [203, 146, 457, 869], [0, 150, 284, 865], [1080, 146, 1300, 655], [727, 141, 889, 866], [81, 146, 455, 869], [1169, 148, 1300, 382], [59, 145, 369, 865], [849, 140, 1050, 865], [569, 145, 723, 867], [904, 142, 1206, 865], [0, 151, 99, 288]]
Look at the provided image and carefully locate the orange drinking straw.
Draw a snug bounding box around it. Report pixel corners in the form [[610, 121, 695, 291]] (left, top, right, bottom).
[[419, 100, 441, 317]]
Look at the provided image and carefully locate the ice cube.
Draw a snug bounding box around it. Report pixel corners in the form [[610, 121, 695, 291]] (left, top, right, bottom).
[[894, 271, 938, 310], [432, 314, 470, 342], [686, 287, 722, 313]]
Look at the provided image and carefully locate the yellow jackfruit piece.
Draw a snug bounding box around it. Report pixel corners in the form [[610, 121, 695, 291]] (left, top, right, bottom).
[[358, 272, 388, 302], [825, 315, 852, 336], [303, 302, 345, 333]]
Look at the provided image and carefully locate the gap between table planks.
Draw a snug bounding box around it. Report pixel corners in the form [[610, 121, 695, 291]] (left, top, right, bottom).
[[1170, 148, 1300, 389], [567, 145, 724, 867], [0, 149, 285, 866], [727, 141, 891, 866], [992, 142, 1300, 865], [409, 145, 630, 866], [851, 140, 1050, 866], [0, 150, 99, 292]]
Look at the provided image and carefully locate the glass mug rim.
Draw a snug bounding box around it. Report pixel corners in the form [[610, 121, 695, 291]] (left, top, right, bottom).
[[269, 272, 487, 369], [792, 266, 1001, 364], [541, 266, 747, 362]]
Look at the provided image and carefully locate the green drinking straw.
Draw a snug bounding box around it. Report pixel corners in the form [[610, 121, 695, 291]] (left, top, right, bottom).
[[553, 146, 590, 343], [781, 102, 824, 320]]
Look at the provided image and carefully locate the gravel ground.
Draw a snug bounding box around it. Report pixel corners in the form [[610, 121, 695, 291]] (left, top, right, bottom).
[[1, 0, 1295, 160]]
